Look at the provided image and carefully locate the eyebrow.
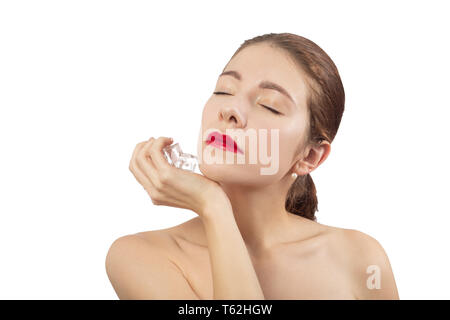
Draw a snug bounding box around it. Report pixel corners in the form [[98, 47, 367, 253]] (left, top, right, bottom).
[[219, 70, 295, 105]]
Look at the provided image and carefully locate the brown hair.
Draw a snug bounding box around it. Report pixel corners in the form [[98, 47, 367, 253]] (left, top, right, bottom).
[[226, 32, 345, 222]]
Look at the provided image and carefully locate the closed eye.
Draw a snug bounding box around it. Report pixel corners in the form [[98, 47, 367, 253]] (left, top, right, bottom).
[[260, 104, 282, 115], [213, 92, 283, 115]]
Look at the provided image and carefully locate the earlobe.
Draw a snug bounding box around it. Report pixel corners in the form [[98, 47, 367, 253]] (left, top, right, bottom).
[[290, 161, 309, 177]]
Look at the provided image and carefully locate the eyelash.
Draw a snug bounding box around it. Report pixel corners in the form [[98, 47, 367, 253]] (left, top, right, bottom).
[[213, 92, 282, 115]]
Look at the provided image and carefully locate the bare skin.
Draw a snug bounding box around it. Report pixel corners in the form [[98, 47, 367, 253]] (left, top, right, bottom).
[[138, 216, 352, 300], [105, 43, 400, 300], [108, 214, 399, 300]]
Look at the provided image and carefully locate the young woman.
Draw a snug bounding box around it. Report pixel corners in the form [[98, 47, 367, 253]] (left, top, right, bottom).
[[105, 32, 399, 300]]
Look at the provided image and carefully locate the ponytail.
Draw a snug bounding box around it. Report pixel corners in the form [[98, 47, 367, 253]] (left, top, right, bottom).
[[285, 173, 318, 221]]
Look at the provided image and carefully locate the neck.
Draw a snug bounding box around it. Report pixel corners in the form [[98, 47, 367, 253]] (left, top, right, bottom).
[[218, 174, 305, 255]]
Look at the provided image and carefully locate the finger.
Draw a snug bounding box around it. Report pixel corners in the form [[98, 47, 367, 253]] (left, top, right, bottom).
[[130, 140, 156, 191], [130, 140, 147, 165], [136, 138, 160, 183], [131, 139, 152, 173], [149, 136, 174, 171], [130, 157, 156, 193]]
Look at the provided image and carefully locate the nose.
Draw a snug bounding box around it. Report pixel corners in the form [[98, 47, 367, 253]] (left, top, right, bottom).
[[218, 105, 247, 128]]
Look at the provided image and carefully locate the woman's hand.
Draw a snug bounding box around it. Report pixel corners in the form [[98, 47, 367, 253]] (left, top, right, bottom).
[[129, 136, 232, 218]]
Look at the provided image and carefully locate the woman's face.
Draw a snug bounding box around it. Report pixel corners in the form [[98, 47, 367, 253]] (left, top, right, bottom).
[[197, 43, 311, 186]]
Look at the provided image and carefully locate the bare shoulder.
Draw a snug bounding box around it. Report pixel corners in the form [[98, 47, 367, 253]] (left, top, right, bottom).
[[327, 227, 400, 300], [105, 217, 201, 273], [104, 219, 202, 299], [136, 217, 206, 247]]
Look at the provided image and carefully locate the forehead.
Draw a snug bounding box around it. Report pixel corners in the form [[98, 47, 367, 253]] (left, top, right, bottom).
[[222, 44, 310, 109]]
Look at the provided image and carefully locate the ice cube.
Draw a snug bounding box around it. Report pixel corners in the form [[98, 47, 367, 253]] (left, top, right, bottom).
[[177, 153, 198, 172], [163, 143, 182, 165], [163, 142, 198, 172]]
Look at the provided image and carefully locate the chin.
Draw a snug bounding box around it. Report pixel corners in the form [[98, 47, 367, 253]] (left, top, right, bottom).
[[199, 161, 278, 187]]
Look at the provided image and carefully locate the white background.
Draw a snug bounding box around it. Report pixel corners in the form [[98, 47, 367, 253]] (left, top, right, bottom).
[[1, 0, 449, 299]]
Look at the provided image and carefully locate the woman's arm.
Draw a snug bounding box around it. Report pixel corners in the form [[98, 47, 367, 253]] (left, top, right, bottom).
[[128, 137, 265, 299], [200, 204, 265, 300]]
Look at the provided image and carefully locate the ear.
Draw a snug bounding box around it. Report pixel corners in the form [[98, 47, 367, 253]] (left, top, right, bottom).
[[292, 140, 331, 175]]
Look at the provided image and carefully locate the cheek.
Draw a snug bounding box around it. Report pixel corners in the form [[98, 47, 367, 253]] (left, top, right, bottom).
[[273, 129, 303, 168], [203, 98, 217, 114], [262, 121, 299, 153], [200, 103, 219, 127]]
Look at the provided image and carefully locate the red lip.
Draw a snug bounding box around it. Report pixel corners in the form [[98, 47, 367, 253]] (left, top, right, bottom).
[[206, 131, 244, 155]]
